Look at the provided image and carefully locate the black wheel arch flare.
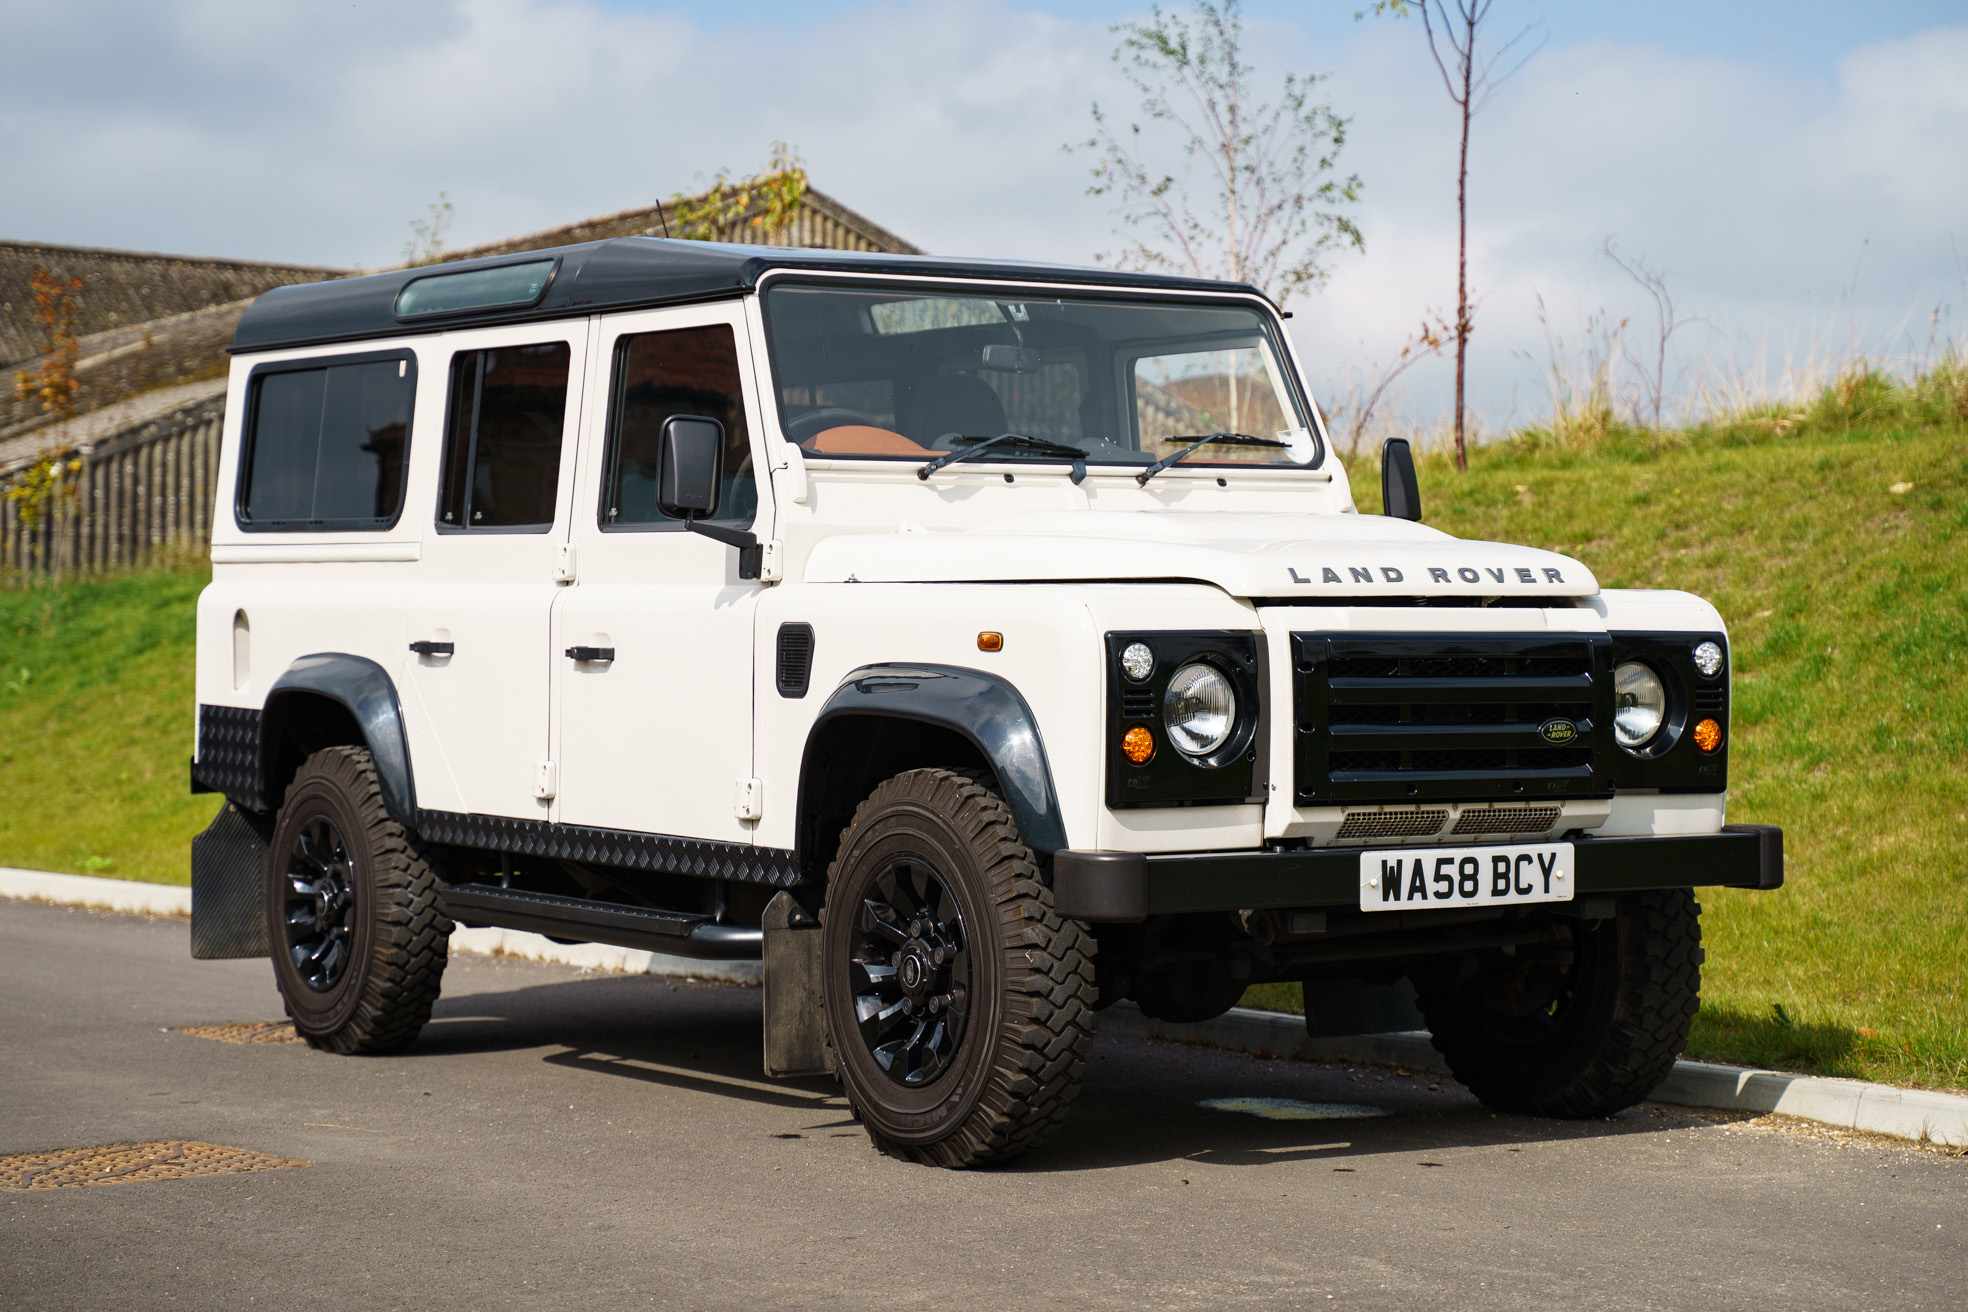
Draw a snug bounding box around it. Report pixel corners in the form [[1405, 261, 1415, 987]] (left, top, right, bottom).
[[195, 652, 419, 826], [796, 664, 1068, 876]]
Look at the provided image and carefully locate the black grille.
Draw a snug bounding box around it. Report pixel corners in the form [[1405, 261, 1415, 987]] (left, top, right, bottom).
[[776, 623, 814, 699], [1294, 634, 1613, 805], [1120, 687, 1156, 719]]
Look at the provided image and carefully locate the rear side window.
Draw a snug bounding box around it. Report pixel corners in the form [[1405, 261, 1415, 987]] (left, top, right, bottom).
[[437, 342, 572, 531], [237, 352, 415, 531], [600, 324, 755, 529]]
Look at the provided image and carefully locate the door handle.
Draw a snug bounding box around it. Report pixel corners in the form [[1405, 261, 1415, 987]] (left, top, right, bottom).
[[409, 640, 455, 656], [565, 646, 615, 663]]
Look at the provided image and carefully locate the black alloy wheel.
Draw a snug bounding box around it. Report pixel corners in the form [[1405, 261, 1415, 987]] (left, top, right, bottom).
[[822, 768, 1096, 1169], [265, 746, 450, 1054], [848, 857, 972, 1087], [281, 816, 358, 991]]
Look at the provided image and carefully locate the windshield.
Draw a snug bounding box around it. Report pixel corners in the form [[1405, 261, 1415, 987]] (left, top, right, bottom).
[[761, 283, 1320, 469]]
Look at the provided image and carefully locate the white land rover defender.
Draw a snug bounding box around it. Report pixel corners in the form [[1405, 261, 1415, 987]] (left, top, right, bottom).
[[189, 239, 1781, 1167]]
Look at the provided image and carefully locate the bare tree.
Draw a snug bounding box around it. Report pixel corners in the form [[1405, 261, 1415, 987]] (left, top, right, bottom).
[[1363, 1, 1541, 470], [1074, 0, 1362, 306], [1330, 313, 1451, 458], [1604, 238, 1695, 434]]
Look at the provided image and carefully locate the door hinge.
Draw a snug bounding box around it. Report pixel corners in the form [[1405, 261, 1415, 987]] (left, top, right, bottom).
[[554, 543, 577, 584], [734, 777, 764, 821], [759, 539, 783, 584], [535, 760, 559, 800]]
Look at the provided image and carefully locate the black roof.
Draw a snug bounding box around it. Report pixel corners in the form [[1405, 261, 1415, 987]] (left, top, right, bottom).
[[230, 237, 1268, 354]]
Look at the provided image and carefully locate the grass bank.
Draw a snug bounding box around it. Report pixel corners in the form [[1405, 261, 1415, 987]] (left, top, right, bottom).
[[0, 569, 219, 884], [1246, 386, 1968, 1091]]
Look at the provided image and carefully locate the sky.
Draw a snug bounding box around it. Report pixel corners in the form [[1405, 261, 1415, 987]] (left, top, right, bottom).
[[3, 0, 1963, 434]]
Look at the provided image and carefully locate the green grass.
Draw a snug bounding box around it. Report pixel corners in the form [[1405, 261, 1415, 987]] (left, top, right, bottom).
[[4, 377, 1964, 1088], [1244, 382, 1968, 1091], [0, 569, 220, 884]]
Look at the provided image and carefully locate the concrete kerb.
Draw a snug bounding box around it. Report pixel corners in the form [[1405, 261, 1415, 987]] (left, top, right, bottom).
[[0, 867, 758, 985], [4, 868, 1959, 1145], [1096, 1000, 1968, 1149]]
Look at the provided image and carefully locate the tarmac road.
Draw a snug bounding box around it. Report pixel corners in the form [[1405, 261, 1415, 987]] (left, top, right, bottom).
[[2, 898, 1960, 1311]]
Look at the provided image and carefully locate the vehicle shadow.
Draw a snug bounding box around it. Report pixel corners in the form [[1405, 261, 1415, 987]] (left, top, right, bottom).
[[408, 971, 1741, 1172]]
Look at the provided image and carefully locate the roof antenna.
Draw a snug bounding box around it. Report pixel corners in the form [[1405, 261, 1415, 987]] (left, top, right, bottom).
[[656, 201, 670, 240]]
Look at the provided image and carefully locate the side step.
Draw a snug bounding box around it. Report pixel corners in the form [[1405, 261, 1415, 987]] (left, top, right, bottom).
[[438, 884, 763, 960]]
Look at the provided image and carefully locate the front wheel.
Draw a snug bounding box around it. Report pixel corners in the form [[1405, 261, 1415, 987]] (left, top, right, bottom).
[[266, 746, 450, 1054], [1414, 889, 1703, 1118], [821, 769, 1096, 1168]]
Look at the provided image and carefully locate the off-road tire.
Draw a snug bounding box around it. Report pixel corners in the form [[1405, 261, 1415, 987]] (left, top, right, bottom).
[[266, 746, 450, 1054], [1415, 889, 1703, 1118], [821, 768, 1096, 1168]]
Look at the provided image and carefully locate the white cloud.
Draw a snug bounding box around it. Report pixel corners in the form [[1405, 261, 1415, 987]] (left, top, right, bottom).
[[2, 1, 1960, 429]]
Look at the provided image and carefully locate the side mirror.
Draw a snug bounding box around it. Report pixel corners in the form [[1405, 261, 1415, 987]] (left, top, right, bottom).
[[657, 415, 724, 521], [1381, 437, 1421, 522], [654, 414, 764, 580]]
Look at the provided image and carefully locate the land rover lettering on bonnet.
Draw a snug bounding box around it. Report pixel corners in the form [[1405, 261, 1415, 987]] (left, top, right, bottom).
[[188, 237, 1781, 1168]]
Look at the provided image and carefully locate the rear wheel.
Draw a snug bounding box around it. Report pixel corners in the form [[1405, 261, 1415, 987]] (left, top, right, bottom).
[[822, 769, 1096, 1168], [266, 746, 450, 1054], [1414, 889, 1703, 1117]]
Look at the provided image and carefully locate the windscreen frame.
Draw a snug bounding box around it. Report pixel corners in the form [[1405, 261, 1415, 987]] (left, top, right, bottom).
[[755, 273, 1327, 471]]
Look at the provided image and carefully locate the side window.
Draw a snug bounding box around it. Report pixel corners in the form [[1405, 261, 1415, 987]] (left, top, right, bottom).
[[238, 353, 413, 531], [437, 342, 572, 531], [601, 324, 756, 529]]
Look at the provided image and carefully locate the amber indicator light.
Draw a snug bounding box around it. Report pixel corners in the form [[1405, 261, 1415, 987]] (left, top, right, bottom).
[[977, 632, 1003, 652], [1692, 718, 1723, 753], [1121, 725, 1156, 765]]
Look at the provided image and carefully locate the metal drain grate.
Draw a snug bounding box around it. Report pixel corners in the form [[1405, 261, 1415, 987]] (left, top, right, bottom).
[[177, 1021, 302, 1045], [1336, 809, 1448, 839], [0, 1142, 309, 1192], [1450, 805, 1563, 835]]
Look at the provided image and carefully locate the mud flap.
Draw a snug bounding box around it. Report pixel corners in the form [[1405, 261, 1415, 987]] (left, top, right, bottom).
[[190, 805, 272, 960], [762, 891, 831, 1078], [1303, 977, 1424, 1037]]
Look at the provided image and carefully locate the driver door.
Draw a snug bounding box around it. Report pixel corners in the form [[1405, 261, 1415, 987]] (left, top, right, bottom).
[[550, 302, 770, 842]]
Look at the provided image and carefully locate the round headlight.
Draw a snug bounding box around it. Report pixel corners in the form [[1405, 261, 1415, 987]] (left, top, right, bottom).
[[1614, 661, 1668, 748], [1121, 641, 1156, 682], [1692, 640, 1724, 678], [1163, 662, 1236, 758]]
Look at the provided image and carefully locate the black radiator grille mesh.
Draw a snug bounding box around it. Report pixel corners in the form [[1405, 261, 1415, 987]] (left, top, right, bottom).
[[1295, 634, 1610, 805]]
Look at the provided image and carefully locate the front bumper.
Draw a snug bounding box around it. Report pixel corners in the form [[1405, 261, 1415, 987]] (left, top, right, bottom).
[[1052, 823, 1782, 922]]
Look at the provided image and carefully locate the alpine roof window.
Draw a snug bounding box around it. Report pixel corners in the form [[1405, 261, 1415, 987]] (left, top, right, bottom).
[[395, 260, 555, 319], [236, 351, 414, 531], [600, 324, 756, 530], [437, 342, 571, 531]]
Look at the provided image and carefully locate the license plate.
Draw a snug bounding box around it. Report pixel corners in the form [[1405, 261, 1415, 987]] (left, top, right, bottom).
[[1359, 843, 1574, 912]]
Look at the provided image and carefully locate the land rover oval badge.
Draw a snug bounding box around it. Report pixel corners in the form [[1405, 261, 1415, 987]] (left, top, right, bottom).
[[1538, 717, 1580, 745]]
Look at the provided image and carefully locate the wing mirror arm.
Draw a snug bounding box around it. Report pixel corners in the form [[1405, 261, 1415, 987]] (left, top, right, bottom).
[[681, 514, 762, 579], [1380, 437, 1422, 522]]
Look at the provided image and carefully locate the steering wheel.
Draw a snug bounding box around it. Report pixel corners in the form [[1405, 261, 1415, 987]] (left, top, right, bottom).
[[786, 407, 882, 444]]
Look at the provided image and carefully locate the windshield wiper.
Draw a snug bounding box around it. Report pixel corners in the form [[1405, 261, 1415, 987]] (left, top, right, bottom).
[[918, 432, 1091, 482], [1134, 432, 1287, 486]]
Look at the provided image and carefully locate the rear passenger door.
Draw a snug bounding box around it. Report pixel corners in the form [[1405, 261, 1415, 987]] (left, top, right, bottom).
[[551, 302, 767, 842], [401, 323, 589, 823]]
